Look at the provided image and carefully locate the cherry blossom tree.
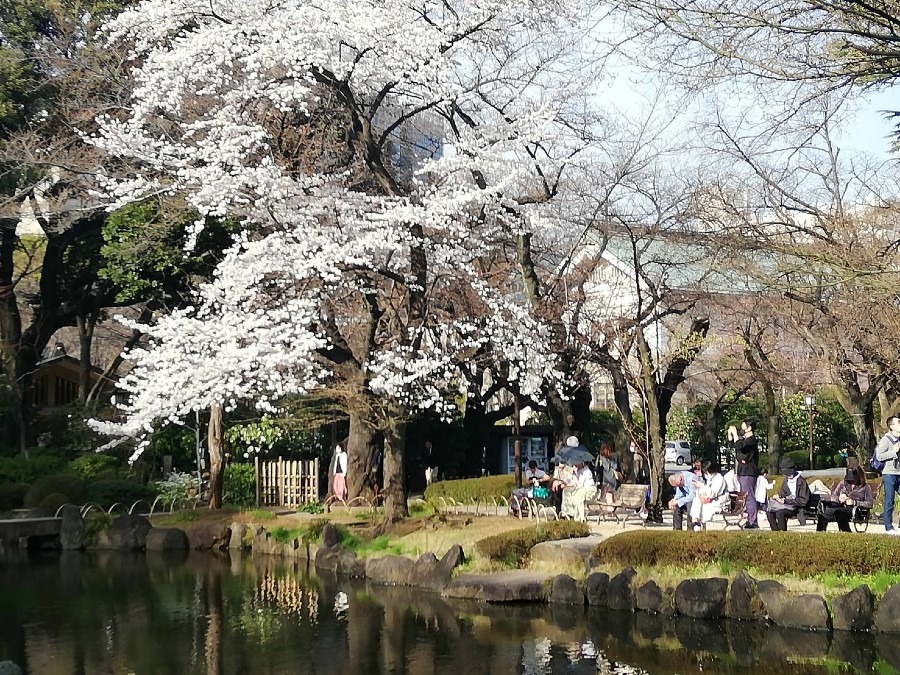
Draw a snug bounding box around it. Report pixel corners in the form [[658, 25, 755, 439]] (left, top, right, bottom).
[[90, 0, 598, 517]]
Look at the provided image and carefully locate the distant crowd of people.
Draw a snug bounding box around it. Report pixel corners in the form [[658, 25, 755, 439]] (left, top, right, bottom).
[[669, 418, 879, 533]]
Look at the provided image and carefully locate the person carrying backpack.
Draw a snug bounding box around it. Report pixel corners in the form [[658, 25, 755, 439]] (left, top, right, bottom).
[[875, 415, 900, 535]]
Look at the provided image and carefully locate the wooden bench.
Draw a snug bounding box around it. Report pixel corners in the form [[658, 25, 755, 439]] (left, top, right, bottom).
[[708, 491, 747, 531], [587, 483, 648, 528]]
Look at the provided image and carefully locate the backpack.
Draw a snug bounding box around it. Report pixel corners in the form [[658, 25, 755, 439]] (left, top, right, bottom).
[[870, 436, 896, 473]]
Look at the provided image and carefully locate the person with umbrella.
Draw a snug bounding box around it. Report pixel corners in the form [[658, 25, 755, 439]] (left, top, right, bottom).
[[555, 437, 597, 521]]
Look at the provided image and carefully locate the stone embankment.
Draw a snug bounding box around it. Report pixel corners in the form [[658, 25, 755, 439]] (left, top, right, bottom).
[[26, 511, 900, 634]]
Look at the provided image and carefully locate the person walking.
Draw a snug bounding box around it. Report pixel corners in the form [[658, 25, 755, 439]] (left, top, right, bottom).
[[729, 420, 760, 529], [875, 415, 900, 534]]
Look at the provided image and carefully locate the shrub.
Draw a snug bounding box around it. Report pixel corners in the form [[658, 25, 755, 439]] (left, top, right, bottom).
[[0, 455, 67, 484], [298, 501, 324, 514], [270, 526, 305, 543], [224, 463, 256, 507], [424, 475, 515, 504], [475, 521, 590, 567], [0, 483, 29, 511], [39, 492, 69, 515], [24, 473, 84, 507], [784, 450, 810, 471], [155, 471, 200, 508], [85, 480, 157, 509], [83, 512, 113, 546], [594, 530, 900, 577], [69, 454, 121, 480]]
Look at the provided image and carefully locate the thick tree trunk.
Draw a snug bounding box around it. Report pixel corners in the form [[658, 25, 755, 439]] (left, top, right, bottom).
[[849, 404, 875, 455], [207, 403, 225, 509], [832, 381, 878, 454], [381, 413, 408, 522], [0, 223, 26, 453], [346, 407, 379, 500], [76, 311, 97, 403]]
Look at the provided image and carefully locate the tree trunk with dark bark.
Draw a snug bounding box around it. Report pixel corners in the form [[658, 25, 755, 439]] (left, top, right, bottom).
[[346, 407, 379, 500], [76, 311, 97, 403], [381, 412, 409, 522]]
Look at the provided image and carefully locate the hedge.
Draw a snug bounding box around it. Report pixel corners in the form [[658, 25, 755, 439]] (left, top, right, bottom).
[[224, 463, 256, 507], [424, 475, 515, 504], [475, 521, 590, 567], [594, 530, 900, 577]]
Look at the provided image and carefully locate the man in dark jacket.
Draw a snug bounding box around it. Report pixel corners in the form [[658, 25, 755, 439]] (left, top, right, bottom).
[[766, 457, 810, 531], [729, 420, 760, 529]]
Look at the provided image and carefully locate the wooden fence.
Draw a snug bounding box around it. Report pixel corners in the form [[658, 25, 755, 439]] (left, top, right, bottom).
[[255, 457, 319, 507]]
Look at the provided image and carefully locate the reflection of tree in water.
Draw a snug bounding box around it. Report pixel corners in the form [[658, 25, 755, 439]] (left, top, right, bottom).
[[2, 554, 896, 674]]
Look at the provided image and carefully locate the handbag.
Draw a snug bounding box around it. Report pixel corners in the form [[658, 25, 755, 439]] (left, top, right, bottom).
[[533, 486, 550, 500]]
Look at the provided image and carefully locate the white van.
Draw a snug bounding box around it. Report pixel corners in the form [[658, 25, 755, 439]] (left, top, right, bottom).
[[665, 440, 692, 465]]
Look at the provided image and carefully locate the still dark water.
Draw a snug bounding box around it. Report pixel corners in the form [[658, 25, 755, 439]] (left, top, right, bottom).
[[0, 550, 895, 675]]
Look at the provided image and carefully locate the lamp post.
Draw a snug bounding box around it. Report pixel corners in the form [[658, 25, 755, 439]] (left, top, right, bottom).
[[804, 393, 816, 470]]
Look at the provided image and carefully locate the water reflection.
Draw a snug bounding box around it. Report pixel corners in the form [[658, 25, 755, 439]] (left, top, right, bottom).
[[0, 549, 891, 674]]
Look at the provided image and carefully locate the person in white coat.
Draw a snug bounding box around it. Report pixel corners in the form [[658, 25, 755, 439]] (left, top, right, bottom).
[[332, 445, 348, 501], [689, 461, 730, 530]]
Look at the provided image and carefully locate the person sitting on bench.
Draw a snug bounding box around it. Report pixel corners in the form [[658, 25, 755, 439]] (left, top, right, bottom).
[[766, 457, 810, 531], [817, 466, 873, 532]]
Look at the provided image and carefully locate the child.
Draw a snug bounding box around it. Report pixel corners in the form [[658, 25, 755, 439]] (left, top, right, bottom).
[[755, 468, 774, 512]]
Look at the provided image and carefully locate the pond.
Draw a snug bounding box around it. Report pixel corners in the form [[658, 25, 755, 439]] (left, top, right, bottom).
[[0, 550, 894, 674]]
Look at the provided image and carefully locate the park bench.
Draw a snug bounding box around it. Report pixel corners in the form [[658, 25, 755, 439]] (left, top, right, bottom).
[[590, 483, 648, 528], [707, 491, 747, 531]]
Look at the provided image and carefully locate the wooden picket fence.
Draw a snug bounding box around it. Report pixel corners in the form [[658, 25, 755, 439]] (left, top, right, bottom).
[[255, 457, 319, 507]]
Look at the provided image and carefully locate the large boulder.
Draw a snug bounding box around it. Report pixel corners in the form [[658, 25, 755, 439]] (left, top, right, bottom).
[[229, 522, 247, 550], [366, 555, 415, 586], [726, 570, 763, 620], [757, 579, 789, 619], [145, 528, 189, 551], [876, 584, 900, 633], [439, 544, 465, 572], [321, 523, 343, 549], [548, 574, 583, 604], [530, 538, 597, 569], [338, 549, 366, 577], [315, 545, 340, 571], [674, 578, 728, 619], [636, 580, 663, 613], [585, 572, 609, 607], [770, 594, 831, 631], [98, 514, 152, 550], [409, 552, 453, 591], [832, 585, 875, 632], [185, 523, 231, 550], [442, 571, 552, 602], [58, 505, 84, 550], [607, 567, 636, 611]]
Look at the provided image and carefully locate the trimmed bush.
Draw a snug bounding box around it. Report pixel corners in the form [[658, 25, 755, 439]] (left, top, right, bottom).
[[0, 482, 29, 511], [594, 530, 900, 577], [24, 473, 84, 507], [424, 475, 515, 504], [0, 455, 67, 484], [39, 492, 69, 515], [224, 463, 256, 507], [475, 521, 590, 567], [85, 480, 157, 509], [68, 454, 121, 480]]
